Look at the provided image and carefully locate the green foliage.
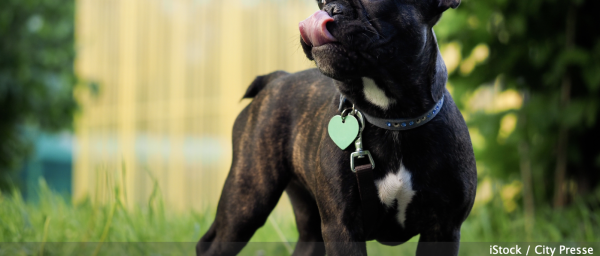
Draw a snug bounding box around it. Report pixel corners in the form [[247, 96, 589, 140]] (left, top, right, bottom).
[[435, 0, 600, 204], [0, 0, 77, 191], [0, 178, 299, 255], [462, 189, 600, 242], [0, 182, 599, 255]]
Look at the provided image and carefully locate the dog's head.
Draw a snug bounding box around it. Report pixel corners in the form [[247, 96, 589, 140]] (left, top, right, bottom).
[[299, 0, 459, 81]]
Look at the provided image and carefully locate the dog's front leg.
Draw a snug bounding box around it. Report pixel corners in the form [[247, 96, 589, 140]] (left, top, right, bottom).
[[314, 163, 368, 256], [319, 202, 368, 256], [322, 226, 367, 256]]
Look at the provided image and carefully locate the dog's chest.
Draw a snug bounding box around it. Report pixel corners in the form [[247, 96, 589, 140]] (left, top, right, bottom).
[[375, 163, 416, 227]]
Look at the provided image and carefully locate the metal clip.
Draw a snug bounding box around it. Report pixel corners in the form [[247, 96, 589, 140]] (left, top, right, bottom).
[[350, 110, 375, 172]]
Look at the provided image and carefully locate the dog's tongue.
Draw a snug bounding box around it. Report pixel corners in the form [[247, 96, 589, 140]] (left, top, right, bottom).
[[299, 11, 337, 47]]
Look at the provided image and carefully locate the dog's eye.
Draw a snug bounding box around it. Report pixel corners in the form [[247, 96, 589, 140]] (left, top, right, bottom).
[[317, 0, 323, 9]]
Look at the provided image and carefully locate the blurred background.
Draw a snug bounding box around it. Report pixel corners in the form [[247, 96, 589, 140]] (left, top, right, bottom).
[[1, 0, 599, 251]]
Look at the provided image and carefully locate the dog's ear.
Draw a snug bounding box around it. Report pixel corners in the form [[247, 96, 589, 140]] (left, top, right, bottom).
[[428, 0, 460, 26], [437, 0, 460, 12]]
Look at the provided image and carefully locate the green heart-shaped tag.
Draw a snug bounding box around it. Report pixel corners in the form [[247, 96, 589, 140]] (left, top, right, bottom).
[[328, 115, 359, 150]]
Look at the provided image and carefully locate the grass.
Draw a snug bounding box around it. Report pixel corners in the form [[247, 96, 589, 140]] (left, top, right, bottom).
[[0, 179, 599, 255]]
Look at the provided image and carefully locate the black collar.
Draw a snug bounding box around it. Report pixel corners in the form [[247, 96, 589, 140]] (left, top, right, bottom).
[[338, 94, 444, 131]]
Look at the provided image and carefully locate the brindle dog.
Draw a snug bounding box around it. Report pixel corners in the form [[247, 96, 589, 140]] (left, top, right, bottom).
[[197, 0, 476, 255]]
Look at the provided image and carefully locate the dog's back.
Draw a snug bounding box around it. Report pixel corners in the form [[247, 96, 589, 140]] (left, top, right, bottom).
[[234, 68, 339, 171]]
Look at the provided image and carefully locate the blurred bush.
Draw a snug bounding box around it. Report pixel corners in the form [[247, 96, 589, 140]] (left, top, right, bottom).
[[437, 0, 600, 211], [0, 0, 77, 191]]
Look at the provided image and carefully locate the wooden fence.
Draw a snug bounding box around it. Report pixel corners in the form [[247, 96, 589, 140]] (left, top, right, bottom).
[[73, 0, 318, 214]]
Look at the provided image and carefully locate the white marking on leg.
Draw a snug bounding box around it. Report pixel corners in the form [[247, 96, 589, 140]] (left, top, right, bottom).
[[362, 77, 396, 110], [375, 163, 416, 227]]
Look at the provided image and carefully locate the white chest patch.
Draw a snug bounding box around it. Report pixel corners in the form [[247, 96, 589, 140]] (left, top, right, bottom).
[[375, 163, 416, 227], [362, 77, 396, 110]]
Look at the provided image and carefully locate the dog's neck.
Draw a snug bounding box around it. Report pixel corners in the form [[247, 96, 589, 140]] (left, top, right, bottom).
[[335, 29, 447, 119]]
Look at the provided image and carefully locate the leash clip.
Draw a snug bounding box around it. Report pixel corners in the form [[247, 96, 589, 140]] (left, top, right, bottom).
[[351, 150, 375, 173], [349, 110, 375, 172]]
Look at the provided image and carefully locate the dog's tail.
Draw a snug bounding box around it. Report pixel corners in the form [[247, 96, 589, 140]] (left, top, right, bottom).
[[242, 70, 289, 99]]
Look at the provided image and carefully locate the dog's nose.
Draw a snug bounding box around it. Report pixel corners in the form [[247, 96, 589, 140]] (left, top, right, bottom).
[[324, 3, 346, 17]]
